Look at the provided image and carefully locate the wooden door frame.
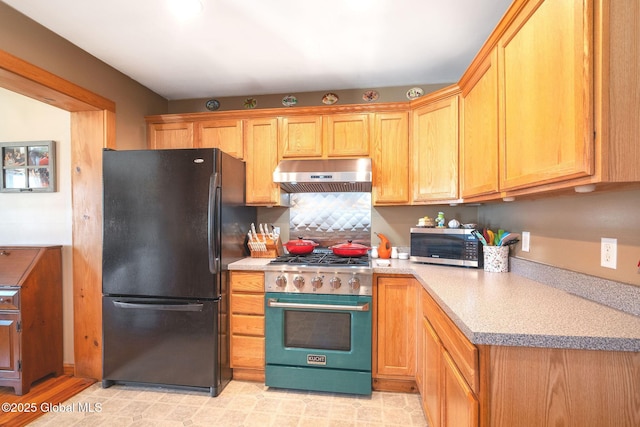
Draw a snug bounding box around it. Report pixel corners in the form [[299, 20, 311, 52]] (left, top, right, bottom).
[[0, 49, 116, 379]]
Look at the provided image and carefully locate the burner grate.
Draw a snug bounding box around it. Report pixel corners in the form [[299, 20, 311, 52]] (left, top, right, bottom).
[[270, 252, 370, 267]]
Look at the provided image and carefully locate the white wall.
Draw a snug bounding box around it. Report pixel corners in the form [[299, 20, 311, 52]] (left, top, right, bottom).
[[0, 87, 74, 363]]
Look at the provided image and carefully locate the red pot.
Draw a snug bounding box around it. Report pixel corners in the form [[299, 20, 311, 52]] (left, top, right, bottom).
[[283, 237, 319, 255], [330, 240, 370, 257]]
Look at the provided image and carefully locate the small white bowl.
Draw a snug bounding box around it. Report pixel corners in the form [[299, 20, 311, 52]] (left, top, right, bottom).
[[376, 259, 391, 267], [398, 252, 409, 260]]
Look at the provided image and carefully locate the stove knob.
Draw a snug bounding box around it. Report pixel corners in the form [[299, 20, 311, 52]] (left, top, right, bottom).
[[329, 277, 342, 290], [311, 276, 323, 290], [275, 275, 287, 288], [348, 276, 361, 291], [293, 275, 305, 290]]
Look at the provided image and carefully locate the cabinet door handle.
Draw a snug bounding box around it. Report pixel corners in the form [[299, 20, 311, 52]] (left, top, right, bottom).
[[208, 172, 221, 276]]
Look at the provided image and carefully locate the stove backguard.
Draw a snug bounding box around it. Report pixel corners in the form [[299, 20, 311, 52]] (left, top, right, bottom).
[[288, 193, 371, 248]]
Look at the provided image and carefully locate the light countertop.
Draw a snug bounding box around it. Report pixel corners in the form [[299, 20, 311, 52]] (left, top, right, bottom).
[[228, 257, 640, 352]]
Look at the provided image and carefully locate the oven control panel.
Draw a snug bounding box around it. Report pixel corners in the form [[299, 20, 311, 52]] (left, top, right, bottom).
[[265, 270, 372, 296]]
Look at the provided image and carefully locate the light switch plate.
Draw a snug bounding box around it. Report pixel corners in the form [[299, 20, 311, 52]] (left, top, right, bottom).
[[521, 231, 530, 252], [601, 238, 617, 269]]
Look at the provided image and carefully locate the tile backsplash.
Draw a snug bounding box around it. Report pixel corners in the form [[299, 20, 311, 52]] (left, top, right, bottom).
[[289, 193, 371, 248]]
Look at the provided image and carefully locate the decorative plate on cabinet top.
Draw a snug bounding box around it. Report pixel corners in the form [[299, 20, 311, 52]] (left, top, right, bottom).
[[243, 97, 257, 109], [205, 99, 220, 111], [322, 92, 339, 105], [282, 95, 298, 107], [406, 87, 424, 100], [362, 90, 379, 102]]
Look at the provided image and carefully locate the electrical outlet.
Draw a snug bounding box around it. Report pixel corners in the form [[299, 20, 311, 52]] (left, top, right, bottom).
[[521, 231, 530, 252], [601, 238, 617, 269]]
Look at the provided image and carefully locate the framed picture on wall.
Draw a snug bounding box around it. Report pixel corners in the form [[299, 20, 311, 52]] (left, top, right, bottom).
[[1, 141, 56, 192]]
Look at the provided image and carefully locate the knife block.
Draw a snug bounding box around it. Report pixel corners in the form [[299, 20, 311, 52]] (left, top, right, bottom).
[[250, 236, 283, 258]]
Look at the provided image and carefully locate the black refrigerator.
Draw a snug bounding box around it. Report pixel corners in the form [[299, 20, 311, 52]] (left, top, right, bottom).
[[101, 148, 256, 396]]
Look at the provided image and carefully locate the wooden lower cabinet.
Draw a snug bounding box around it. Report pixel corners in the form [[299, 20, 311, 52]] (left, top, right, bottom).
[[225, 270, 639, 426], [229, 271, 265, 381], [416, 282, 639, 427], [420, 286, 478, 427], [442, 350, 478, 427], [421, 317, 442, 427], [373, 275, 418, 392], [479, 345, 640, 427]]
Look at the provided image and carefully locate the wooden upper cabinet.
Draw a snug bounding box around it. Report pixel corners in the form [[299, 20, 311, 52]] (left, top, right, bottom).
[[279, 115, 323, 158], [372, 111, 410, 205], [148, 122, 194, 149], [412, 92, 460, 203], [195, 119, 244, 159], [324, 113, 370, 157], [601, 0, 640, 184], [280, 113, 371, 159], [498, 0, 593, 191], [244, 118, 281, 205], [460, 48, 499, 198]]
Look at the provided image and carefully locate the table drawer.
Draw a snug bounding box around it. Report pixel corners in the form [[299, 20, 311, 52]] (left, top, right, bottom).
[[0, 288, 19, 310]]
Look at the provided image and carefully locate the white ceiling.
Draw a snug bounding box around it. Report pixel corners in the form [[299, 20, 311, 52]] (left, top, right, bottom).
[[3, 0, 513, 100]]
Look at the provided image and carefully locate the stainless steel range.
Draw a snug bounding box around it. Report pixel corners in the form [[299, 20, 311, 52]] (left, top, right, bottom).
[[264, 251, 373, 295], [264, 250, 373, 395]]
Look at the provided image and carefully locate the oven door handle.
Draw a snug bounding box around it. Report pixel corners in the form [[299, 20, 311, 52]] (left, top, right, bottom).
[[267, 298, 369, 312]]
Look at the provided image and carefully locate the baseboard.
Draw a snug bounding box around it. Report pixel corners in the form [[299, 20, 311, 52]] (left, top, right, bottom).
[[63, 363, 74, 376], [64, 363, 263, 383], [232, 368, 265, 382], [231, 369, 419, 394], [372, 377, 419, 393]]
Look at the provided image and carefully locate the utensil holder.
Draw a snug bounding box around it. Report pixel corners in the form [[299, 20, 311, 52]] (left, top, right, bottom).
[[483, 246, 509, 272], [250, 236, 283, 258]]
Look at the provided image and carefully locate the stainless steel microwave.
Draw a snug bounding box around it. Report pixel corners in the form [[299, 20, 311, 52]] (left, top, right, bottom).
[[410, 228, 482, 268]]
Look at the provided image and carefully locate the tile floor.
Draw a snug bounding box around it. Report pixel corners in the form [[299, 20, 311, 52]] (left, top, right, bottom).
[[30, 380, 428, 426]]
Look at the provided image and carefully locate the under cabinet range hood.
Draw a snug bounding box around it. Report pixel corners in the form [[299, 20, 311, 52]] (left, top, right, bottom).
[[273, 158, 372, 193]]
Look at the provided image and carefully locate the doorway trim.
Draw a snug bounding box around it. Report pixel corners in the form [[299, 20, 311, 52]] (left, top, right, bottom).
[[1, 49, 115, 379]]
